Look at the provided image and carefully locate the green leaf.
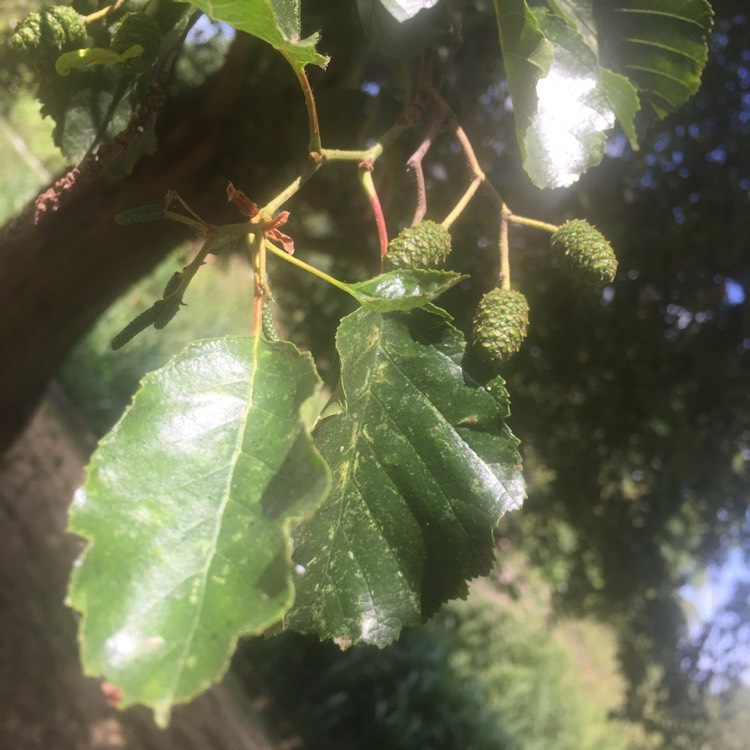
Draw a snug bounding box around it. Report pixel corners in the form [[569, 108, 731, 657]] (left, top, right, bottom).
[[285, 309, 525, 647], [518, 7, 620, 187], [548, 0, 597, 55], [55, 45, 145, 76], [536, 0, 641, 150], [182, 0, 328, 69], [67, 337, 330, 725], [39, 66, 134, 162], [31, 10, 188, 162], [346, 269, 465, 312], [595, 0, 713, 120], [600, 66, 640, 149], [493, 0, 554, 141], [494, 0, 710, 185]]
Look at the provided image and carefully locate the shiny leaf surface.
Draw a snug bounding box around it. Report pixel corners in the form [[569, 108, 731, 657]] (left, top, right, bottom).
[[183, 0, 328, 68], [67, 337, 330, 725], [549, 0, 597, 55], [494, 0, 710, 185], [493, 0, 554, 140], [522, 7, 615, 188], [596, 0, 713, 120], [285, 309, 525, 647], [346, 269, 465, 312]]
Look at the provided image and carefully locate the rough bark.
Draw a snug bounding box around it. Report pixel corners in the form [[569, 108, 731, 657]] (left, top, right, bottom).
[[0, 34, 302, 454]]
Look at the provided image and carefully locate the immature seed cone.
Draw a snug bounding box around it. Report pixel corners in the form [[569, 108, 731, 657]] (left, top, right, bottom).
[[473, 288, 530, 367], [383, 220, 452, 271], [551, 219, 617, 286], [11, 6, 87, 65], [111, 12, 162, 65]]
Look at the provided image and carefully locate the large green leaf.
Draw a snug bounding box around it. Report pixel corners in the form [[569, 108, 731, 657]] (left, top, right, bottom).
[[182, 0, 328, 68], [599, 66, 640, 148], [495, 1, 623, 188], [67, 337, 330, 725], [346, 269, 466, 312], [531, 1, 641, 147], [493, 0, 554, 142], [549, 0, 597, 54], [521, 7, 618, 188], [39, 67, 134, 163], [595, 0, 713, 120], [284, 309, 525, 647], [493, 0, 710, 186]]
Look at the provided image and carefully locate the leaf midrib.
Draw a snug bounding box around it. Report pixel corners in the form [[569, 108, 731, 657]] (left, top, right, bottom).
[[168, 336, 262, 702]]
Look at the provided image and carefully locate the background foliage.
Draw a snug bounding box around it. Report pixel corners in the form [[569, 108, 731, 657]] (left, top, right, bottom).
[[1, 0, 748, 747]]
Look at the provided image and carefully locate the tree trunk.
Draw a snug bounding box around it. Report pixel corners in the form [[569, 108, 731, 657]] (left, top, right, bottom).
[[0, 34, 303, 453]]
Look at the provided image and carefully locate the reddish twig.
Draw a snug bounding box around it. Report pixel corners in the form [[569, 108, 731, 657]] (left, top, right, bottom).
[[358, 162, 388, 259]]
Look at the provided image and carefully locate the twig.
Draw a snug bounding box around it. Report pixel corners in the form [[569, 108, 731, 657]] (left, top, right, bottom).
[[164, 189, 209, 226], [83, 0, 127, 24], [262, 156, 323, 215], [423, 85, 524, 288], [283, 56, 322, 153], [442, 176, 481, 230], [406, 107, 448, 225], [509, 215, 558, 233], [266, 240, 352, 295], [359, 163, 389, 259], [499, 204, 511, 290]]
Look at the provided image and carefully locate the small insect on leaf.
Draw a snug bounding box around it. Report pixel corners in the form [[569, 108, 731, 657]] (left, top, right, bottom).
[[115, 205, 166, 225]]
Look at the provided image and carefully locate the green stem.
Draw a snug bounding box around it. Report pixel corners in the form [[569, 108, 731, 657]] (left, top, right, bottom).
[[266, 241, 352, 295], [320, 148, 373, 162], [262, 124, 410, 216], [509, 214, 559, 234], [83, 0, 127, 23], [321, 122, 408, 164], [164, 240, 212, 303], [253, 234, 266, 339], [500, 205, 511, 291], [262, 158, 322, 215], [162, 210, 205, 232], [442, 176, 481, 230]]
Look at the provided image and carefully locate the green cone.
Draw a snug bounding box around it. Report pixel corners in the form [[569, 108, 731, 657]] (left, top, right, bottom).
[[551, 219, 617, 286], [384, 220, 452, 271], [111, 12, 162, 66], [473, 288, 529, 367], [12, 6, 87, 66]]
